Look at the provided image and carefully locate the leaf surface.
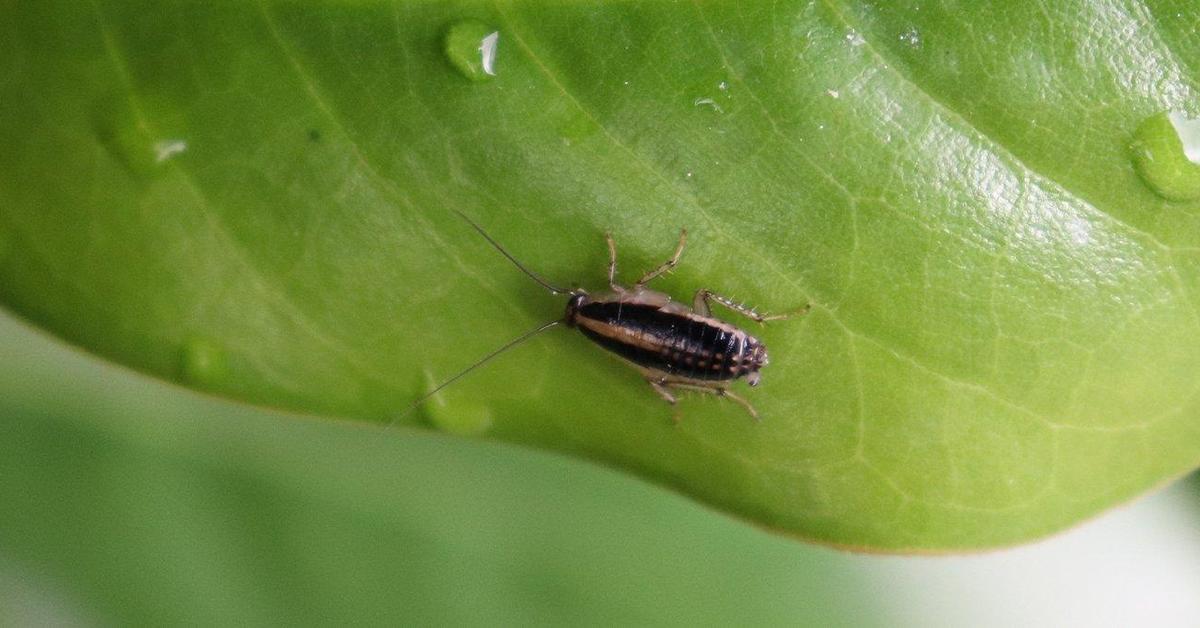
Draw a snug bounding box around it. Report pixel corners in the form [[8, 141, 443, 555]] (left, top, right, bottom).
[[3, 0, 1200, 550]]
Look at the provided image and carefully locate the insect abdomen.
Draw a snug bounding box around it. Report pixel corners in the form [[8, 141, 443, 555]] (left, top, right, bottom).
[[573, 301, 764, 381]]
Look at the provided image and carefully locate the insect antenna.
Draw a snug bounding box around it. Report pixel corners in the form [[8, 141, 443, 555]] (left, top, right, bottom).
[[388, 318, 562, 426], [454, 210, 571, 294]]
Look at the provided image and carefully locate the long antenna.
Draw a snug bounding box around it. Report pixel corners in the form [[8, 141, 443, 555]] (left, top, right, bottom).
[[389, 319, 562, 424], [454, 209, 571, 294]]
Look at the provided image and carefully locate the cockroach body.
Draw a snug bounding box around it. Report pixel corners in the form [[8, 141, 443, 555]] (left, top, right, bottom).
[[412, 213, 808, 422]]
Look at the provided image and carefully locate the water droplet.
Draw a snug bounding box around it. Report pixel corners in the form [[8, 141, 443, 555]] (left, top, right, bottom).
[[1130, 110, 1200, 201], [444, 21, 499, 81], [898, 27, 922, 49], [685, 171, 694, 179], [426, 401, 493, 436], [845, 30, 865, 46], [153, 139, 187, 163], [180, 337, 228, 387], [693, 96, 723, 113], [410, 369, 496, 436], [418, 372, 493, 436]]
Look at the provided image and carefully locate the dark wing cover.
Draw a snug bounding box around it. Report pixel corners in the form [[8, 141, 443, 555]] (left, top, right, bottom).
[[576, 301, 752, 381]]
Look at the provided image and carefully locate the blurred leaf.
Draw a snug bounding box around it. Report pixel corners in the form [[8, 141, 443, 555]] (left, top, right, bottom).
[[0, 313, 869, 625], [2, 1, 1200, 550]]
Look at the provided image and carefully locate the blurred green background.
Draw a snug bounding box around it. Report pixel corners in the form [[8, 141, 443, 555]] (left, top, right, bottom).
[[2, 307, 1199, 625]]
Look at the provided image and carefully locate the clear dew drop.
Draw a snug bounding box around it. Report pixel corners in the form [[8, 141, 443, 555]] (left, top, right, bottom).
[[419, 373, 493, 436], [693, 96, 723, 113], [1130, 110, 1200, 201], [410, 369, 489, 437], [425, 402, 493, 436], [180, 337, 228, 387], [444, 21, 499, 81]]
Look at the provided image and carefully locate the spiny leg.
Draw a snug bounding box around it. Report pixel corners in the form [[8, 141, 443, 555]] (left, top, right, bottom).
[[634, 229, 688, 288], [693, 289, 811, 323], [667, 382, 760, 421], [647, 378, 683, 424], [605, 233, 621, 291]]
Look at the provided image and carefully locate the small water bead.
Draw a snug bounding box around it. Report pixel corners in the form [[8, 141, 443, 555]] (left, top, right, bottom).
[[1130, 110, 1200, 201], [412, 368, 495, 436], [180, 337, 228, 387], [444, 21, 499, 81], [423, 396, 493, 436]]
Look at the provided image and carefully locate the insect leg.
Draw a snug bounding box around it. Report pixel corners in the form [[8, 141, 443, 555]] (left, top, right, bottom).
[[666, 382, 760, 421], [606, 233, 620, 290], [647, 377, 683, 424], [693, 289, 811, 323], [634, 229, 687, 288]]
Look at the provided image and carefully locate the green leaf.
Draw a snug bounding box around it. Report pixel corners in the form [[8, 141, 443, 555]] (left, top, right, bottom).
[[3, 0, 1200, 551]]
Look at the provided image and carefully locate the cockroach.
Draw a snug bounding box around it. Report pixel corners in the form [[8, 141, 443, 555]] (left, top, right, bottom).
[[405, 212, 808, 422]]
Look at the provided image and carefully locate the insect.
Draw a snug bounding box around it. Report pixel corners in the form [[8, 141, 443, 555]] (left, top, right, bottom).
[[407, 211, 808, 422]]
